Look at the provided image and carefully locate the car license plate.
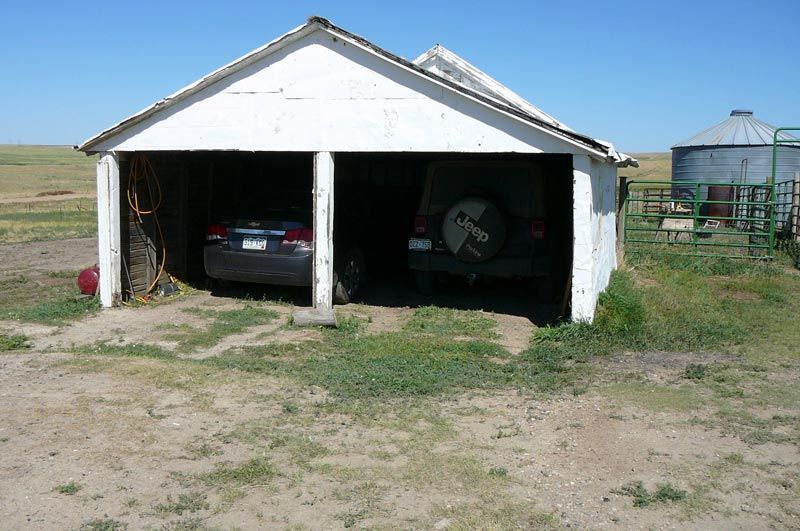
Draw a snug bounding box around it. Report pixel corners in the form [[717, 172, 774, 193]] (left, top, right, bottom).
[[242, 237, 267, 251], [408, 238, 431, 251]]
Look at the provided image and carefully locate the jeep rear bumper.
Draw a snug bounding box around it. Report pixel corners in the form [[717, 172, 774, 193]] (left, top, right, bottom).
[[408, 251, 549, 278]]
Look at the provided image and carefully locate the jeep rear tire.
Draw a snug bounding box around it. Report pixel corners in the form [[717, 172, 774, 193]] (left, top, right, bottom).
[[441, 197, 506, 263]]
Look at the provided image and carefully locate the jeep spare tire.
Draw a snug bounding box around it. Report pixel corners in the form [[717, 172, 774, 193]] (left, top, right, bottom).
[[442, 197, 506, 263]]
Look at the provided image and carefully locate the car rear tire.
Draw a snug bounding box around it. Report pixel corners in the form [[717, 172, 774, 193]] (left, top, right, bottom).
[[333, 248, 364, 304]]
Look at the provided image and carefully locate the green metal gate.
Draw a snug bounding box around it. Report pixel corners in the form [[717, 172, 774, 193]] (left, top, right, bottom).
[[623, 180, 780, 259]]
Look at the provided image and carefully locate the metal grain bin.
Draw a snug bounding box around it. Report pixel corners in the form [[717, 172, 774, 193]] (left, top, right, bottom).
[[672, 110, 800, 198]]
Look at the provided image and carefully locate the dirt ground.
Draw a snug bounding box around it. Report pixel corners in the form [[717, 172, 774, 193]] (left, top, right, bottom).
[[1, 238, 798, 530]]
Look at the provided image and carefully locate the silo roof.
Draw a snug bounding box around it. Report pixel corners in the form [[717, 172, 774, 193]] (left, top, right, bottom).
[[672, 110, 799, 148]]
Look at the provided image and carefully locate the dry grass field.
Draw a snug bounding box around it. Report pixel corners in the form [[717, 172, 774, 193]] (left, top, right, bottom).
[[0, 145, 97, 243], [622, 152, 672, 183]]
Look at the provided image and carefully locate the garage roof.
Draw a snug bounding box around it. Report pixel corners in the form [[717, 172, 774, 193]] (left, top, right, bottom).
[[78, 16, 636, 167]]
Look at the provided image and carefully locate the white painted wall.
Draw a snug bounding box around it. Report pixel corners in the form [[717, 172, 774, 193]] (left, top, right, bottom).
[[88, 30, 595, 156], [571, 154, 618, 322], [591, 157, 619, 307]]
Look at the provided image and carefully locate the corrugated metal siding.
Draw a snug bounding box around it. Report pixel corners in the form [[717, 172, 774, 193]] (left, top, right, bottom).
[[672, 145, 800, 186]]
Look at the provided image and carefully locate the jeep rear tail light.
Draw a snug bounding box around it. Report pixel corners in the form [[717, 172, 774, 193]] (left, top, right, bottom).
[[207, 224, 228, 241], [414, 216, 427, 235], [283, 227, 313, 247], [531, 220, 545, 240]]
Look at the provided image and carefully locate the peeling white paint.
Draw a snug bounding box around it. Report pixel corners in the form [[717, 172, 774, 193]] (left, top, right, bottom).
[[96, 152, 121, 308], [312, 152, 334, 311], [84, 32, 591, 155], [571, 155, 618, 322]]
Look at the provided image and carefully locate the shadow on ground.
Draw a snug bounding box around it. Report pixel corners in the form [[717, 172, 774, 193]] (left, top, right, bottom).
[[206, 272, 563, 326]]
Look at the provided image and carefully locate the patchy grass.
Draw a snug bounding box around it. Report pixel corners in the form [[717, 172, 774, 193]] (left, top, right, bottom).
[[7, 294, 98, 325], [154, 492, 209, 517], [0, 270, 99, 325], [78, 519, 126, 531], [165, 306, 278, 352], [0, 333, 29, 351], [54, 481, 82, 495], [404, 306, 499, 339], [616, 481, 688, 507], [78, 342, 177, 360], [197, 457, 277, 487], [434, 501, 560, 530]]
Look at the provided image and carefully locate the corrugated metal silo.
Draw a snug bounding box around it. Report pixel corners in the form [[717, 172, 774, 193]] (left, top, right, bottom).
[[671, 110, 800, 190]]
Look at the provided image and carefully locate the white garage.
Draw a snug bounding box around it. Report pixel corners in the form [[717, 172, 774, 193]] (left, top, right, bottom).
[[78, 16, 636, 323]]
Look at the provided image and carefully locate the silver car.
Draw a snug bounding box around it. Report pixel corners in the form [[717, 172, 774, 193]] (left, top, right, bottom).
[[204, 209, 313, 287]]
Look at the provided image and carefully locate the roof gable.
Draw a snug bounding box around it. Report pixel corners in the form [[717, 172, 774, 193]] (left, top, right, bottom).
[[413, 44, 569, 131], [78, 17, 635, 166]]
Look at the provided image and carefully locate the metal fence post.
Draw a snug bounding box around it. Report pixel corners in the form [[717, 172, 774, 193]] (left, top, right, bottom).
[[793, 171, 800, 242], [693, 182, 700, 255], [617, 176, 628, 262]]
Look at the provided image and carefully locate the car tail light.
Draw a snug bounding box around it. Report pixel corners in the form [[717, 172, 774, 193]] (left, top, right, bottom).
[[531, 220, 546, 240], [283, 227, 313, 247], [414, 216, 427, 235], [207, 223, 227, 241]]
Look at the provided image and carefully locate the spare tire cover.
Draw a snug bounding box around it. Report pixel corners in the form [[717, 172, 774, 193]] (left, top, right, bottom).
[[442, 197, 506, 263]]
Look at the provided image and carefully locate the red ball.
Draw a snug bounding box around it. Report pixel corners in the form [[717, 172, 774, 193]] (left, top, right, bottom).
[[77, 266, 100, 296]]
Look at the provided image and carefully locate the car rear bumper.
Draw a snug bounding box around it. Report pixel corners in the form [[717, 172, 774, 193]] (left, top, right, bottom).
[[408, 250, 548, 277], [205, 245, 313, 286]]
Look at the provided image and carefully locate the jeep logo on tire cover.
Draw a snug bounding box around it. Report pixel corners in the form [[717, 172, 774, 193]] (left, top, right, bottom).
[[442, 197, 507, 264], [454, 211, 490, 242]]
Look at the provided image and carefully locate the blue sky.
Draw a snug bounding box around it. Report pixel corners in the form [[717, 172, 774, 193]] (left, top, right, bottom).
[[1, 0, 798, 152]]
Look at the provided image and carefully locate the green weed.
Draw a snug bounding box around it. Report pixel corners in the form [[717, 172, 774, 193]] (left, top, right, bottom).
[[198, 457, 277, 487], [683, 363, 710, 380], [488, 466, 509, 477], [55, 481, 82, 495], [154, 492, 209, 517], [78, 519, 126, 531], [616, 481, 688, 507], [0, 333, 29, 351]]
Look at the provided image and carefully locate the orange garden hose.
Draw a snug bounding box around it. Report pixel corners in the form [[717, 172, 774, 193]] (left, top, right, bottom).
[[127, 154, 167, 296]]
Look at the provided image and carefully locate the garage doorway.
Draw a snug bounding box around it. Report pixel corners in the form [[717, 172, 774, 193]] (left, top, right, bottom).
[[333, 153, 573, 323]]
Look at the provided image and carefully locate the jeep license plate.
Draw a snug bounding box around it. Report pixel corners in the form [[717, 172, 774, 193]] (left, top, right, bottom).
[[408, 238, 431, 251], [242, 237, 267, 251]]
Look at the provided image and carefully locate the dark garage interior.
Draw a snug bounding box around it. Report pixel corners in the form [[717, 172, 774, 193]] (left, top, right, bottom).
[[118, 151, 573, 322]]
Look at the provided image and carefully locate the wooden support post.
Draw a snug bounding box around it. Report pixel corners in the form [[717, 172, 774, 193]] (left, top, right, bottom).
[[294, 152, 337, 327], [97, 152, 122, 307]]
